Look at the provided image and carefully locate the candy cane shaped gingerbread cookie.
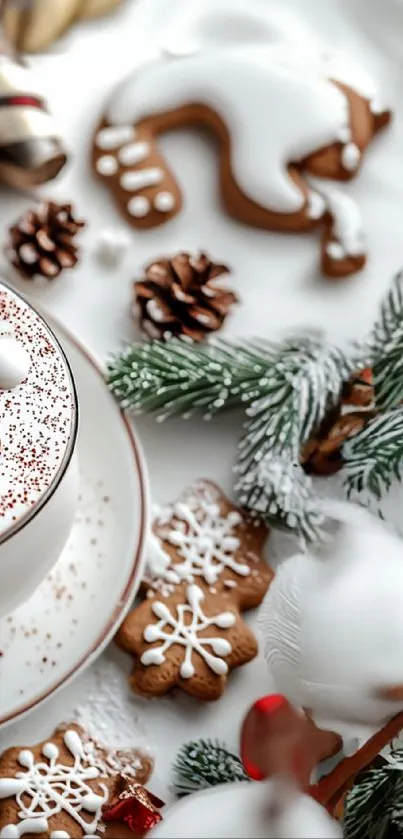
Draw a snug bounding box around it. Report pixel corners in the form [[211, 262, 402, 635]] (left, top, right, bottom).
[[92, 6, 391, 278]]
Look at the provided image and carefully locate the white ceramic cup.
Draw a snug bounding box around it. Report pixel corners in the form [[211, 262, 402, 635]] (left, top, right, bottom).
[[0, 284, 79, 617]]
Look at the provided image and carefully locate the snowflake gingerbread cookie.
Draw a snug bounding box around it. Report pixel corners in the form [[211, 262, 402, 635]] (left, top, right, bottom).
[[92, 5, 391, 279], [0, 724, 153, 838], [116, 480, 272, 700]]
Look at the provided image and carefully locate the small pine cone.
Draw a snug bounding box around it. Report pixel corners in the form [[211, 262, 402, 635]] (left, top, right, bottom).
[[342, 368, 374, 408], [133, 252, 238, 341], [301, 411, 370, 475], [7, 202, 85, 281]]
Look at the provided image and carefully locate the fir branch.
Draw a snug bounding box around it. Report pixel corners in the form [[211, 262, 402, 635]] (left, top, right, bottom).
[[235, 335, 362, 542], [344, 765, 394, 839], [371, 269, 403, 410], [107, 334, 363, 543], [172, 739, 249, 797], [107, 337, 277, 420], [235, 452, 325, 545], [240, 335, 364, 467], [342, 409, 403, 499]]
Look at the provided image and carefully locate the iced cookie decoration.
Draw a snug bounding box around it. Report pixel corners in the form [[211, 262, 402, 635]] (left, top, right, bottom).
[[259, 502, 403, 753], [92, 5, 391, 278], [116, 480, 272, 700], [0, 723, 153, 838], [117, 581, 258, 701]]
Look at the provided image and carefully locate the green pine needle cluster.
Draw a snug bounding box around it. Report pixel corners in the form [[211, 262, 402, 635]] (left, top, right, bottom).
[[343, 409, 403, 499], [107, 337, 277, 420], [172, 738, 249, 797], [235, 452, 326, 545], [107, 271, 403, 543], [371, 268, 403, 410], [344, 747, 403, 839]]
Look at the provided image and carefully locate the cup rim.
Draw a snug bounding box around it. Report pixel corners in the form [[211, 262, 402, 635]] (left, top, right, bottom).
[[0, 282, 79, 545]]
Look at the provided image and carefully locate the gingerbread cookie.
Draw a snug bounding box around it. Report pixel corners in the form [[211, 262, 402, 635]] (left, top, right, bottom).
[[92, 7, 391, 278], [118, 581, 258, 701], [0, 723, 153, 838], [144, 480, 272, 606], [116, 480, 272, 700]]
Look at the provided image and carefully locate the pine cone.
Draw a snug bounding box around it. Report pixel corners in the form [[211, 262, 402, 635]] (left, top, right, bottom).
[[133, 252, 238, 341], [7, 202, 85, 280], [342, 368, 374, 408], [301, 411, 371, 475]]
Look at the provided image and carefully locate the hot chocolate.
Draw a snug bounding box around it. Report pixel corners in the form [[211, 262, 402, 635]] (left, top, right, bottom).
[[0, 283, 78, 616]]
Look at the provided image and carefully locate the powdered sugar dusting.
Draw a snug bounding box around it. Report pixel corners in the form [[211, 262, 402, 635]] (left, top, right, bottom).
[[72, 657, 153, 780]]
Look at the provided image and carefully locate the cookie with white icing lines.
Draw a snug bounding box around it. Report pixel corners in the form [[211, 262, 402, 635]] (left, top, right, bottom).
[[115, 480, 272, 700], [0, 724, 153, 838], [117, 581, 258, 701], [92, 6, 391, 278], [144, 479, 272, 607]]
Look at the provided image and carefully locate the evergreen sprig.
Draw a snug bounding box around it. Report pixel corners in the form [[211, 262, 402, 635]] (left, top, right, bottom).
[[343, 409, 403, 499], [235, 453, 325, 545], [172, 739, 249, 797], [107, 337, 277, 420], [371, 269, 403, 410], [238, 334, 363, 470], [344, 748, 403, 839], [107, 270, 403, 543], [344, 764, 393, 839]]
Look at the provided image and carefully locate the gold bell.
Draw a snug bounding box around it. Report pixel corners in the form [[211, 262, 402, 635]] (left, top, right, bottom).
[[0, 18, 67, 188]]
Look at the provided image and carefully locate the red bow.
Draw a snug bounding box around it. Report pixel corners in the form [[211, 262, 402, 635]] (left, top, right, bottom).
[[103, 783, 164, 836]]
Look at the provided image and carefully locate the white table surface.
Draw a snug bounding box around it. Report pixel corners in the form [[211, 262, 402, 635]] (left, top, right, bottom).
[[1, 0, 403, 804]]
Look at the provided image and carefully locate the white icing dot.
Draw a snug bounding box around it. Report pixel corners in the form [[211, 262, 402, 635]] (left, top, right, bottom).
[[18, 750, 34, 768], [96, 125, 135, 150], [42, 743, 59, 760], [96, 154, 118, 176], [127, 195, 150, 217], [342, 142, 361, 172], [154, 191, 175, 213], [326, 241, 345, 261], [336, 126, 351, 144], [307, 191, 326, 220], [370, 98, 383, 115], [118, 141, 149, 166], [180, 660, 195, 678], [120, 167, 163, 191]]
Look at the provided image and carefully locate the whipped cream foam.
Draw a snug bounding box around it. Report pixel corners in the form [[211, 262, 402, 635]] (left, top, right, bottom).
[[0, 285, 77, 537]]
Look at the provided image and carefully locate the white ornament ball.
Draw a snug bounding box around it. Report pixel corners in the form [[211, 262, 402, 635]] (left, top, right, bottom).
[[0, 335, 31, 390], [95, 229, 130, 267], [260, 502, 403, 748]]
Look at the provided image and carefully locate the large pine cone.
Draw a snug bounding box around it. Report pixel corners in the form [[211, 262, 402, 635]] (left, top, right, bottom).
[[133, 252, 238, 341], [7, 202, 85, 280]]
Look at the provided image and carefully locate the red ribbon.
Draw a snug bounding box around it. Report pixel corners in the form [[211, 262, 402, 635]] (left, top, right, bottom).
[[0, 95, 45, 110], [103, 784, 164, 835]]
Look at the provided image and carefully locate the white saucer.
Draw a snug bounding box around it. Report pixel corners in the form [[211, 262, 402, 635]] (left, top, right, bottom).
[[0, 319, 149, 728]]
